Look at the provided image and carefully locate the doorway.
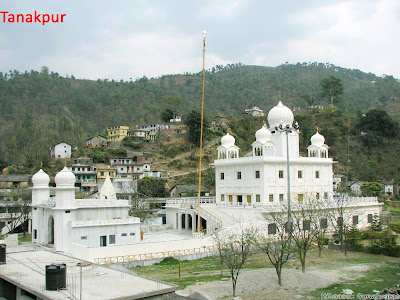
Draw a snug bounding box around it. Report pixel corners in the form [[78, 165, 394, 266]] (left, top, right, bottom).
[[100, 235, 107, 247]]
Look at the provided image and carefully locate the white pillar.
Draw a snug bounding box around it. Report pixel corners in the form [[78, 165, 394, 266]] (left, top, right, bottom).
[[178, 212, 182, 233]]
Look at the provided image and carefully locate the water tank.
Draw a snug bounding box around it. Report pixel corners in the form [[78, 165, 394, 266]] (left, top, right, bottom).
[[45, 264, 66, 291], [0, 244, 5, 263]]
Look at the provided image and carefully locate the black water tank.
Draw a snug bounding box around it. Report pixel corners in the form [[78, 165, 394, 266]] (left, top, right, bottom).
[[0, 244, 6, 264], [45, 264, 66, 291]]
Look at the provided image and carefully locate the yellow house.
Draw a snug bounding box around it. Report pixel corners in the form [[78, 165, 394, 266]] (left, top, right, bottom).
[[96, 165, 117, 181], [107, 126, 129, 142]]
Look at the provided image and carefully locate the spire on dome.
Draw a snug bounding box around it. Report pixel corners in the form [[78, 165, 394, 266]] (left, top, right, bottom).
[[100, 174, 117, 199]]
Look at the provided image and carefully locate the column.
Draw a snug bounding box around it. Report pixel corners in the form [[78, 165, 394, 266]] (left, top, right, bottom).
[[178, 212, 182, 233]]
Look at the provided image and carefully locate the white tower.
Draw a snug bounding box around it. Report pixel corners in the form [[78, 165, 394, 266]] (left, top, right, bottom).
[[54, 166, 76, 252], [307, 131, 329, 158], [251, 124, 275, 156], [31, 169, 50, 244]]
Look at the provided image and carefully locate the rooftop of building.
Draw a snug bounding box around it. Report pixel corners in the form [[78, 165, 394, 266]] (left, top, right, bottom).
[[1, 245, 177, 300], [0, 174, 31, 182]]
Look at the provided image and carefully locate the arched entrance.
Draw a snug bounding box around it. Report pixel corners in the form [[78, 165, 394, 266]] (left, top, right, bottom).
[[48, 216, 54, 244]]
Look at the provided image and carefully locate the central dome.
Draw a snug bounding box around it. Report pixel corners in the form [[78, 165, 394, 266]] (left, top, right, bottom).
[[267, 101, 294, 128], [55, 166, 76, 187], [255, 125, 272, 143]]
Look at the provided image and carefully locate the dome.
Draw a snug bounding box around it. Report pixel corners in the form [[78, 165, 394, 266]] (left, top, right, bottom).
[[267, 101, 294, 128], [55, 166, 76, 187], [221, 133, 235, 148], [311, 131, 325, 147], [255, 125, 272, 143], [32, 169, 50, 187]]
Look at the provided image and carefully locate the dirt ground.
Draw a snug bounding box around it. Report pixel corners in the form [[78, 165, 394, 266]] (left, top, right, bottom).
[[180, 264, 371, 300]]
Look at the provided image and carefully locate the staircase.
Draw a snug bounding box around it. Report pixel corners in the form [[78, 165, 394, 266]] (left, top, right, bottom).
[[201, 206, 239, 228]]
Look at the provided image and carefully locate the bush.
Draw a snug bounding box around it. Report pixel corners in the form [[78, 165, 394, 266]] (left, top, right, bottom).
[[366, 243, 382, 255], [157, 257, 179, 265], [382, 244, 400, 257], [389, 222, 400, 234]]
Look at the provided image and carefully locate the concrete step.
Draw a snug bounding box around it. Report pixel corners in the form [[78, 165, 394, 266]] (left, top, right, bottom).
[[201, 206, 239, 228]]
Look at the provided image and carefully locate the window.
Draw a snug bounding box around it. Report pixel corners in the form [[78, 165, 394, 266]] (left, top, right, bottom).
[[34, 230, 37, 239], [279, 170, 284, 178], [367, 214, 373, 223], [315, 171, 320, 178], [353, 215, 359, 226], [337, 217, 344, 227], [254, 171, 260, 179], [121, 233, 127, 237], [303, 220, 311, 231], [316, 192, 320, 200], [247, 195, 251, 203], [298, 170, 302, 178], [320, 218, 328, 229], [256, 194, 260, 202], [298, 194, 303, 202], [324, 192, 328, 200], [221, 194, 225, 202], [100, 171, 104, 176], [229, 195, 233, 202], [237, 172, 242, 179], [81, 236, 87, 240], [279, 194, 284, 202], [109, 235, 115, 244], [130, 232, 135, 236], [269, 194, 274, 202], [65, 211, 70, 214], [220, 173, 225, 180], [268, 223, 277, 235]]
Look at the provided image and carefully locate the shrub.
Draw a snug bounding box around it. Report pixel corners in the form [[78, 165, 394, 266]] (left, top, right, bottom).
[[158, 257, 179, 265], [389, 222, 400, 234], [382, 244, 400, 257]]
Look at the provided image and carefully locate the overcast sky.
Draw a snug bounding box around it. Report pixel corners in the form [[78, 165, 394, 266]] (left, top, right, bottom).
[[0, 0, 399, 80]]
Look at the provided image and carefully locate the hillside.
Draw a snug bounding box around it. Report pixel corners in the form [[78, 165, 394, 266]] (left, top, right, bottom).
[[1, 62, 400, 169]]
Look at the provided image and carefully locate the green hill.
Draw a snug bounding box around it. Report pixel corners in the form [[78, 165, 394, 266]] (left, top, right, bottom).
[[1, 62, 400, 172]]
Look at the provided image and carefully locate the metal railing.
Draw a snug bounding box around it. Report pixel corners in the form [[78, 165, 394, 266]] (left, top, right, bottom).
[[165, 197, 216, 206], [94, 245, 219, 264]]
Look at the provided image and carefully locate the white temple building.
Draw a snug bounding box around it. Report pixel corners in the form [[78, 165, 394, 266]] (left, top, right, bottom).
[[215, 101, 333, 206], [31, 167, 140, 257], [165, 101, 383, 234]]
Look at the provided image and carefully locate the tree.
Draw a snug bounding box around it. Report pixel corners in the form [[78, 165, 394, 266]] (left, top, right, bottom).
[[326, 195, 358, 255], [184, 110, 209, 146], [212, 230, 227, 277], [3, 190, 31, 237], [361, 182, 383, 196], [161, 95, 184, 119], [357, 110, 399, 139], [221, 224, 257, 296], [137, 177, 167, 198], [257, 210, 293, 286], [320, 76, 344, 107], [300, 94, 316, 107], [130, 194, 154, 223], [160, 109, 174, 123]]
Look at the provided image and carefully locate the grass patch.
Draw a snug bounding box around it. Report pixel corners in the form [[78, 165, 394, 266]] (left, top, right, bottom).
[[18, 233, 32, 242]]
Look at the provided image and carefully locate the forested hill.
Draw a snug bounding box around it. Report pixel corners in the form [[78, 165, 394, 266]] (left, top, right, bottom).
[[0, 62, 400, 166]]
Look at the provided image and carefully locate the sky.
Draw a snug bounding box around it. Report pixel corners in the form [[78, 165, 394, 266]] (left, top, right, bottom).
[[0, 0, 399, 81]]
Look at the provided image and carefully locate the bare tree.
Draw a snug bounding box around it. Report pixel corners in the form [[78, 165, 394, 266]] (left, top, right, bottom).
[[325, 194, 358, 256], [212, 230, 227, 277], [130, 193, 156, 223], [257, 209, 292, 286], [221, 224, 258, 296]]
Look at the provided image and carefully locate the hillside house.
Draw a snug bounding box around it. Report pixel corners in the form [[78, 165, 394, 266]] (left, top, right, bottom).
[[244, 106, 265, 117], [96, 165, 117, 181], [51, 142, 71, 159], [109, 157, 151, 180], [0, 175, 31, 189], [107, 126, 129, 142], [348, 181, 366, 195], [87, 135, 107, 148], [71, 158, 97, 192], [170, 184, 210, 197]]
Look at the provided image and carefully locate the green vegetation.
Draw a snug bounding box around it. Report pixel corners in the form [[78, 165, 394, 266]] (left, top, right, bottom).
[[137, 177, 168, 198], [2, 62, 400, 169]]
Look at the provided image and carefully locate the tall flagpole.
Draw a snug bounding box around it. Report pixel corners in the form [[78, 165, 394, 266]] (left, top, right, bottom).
[[196, 30, 206, 233]]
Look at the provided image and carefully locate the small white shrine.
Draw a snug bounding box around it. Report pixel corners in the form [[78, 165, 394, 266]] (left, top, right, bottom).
[[31, 167, 140, 255]]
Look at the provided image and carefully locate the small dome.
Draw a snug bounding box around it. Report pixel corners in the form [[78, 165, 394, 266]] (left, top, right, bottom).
[[221, 133, 235, 148], [32, 169, 50, 187], [55, 166, 75, 187], [255, 125, 272, 143], [311, 131, 325, 147], [267, 101, 294, 128]]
